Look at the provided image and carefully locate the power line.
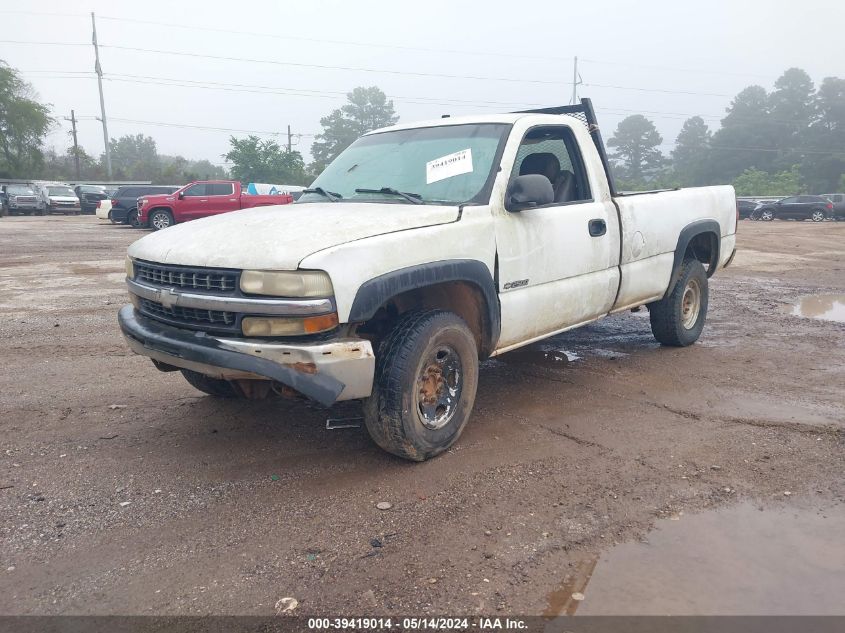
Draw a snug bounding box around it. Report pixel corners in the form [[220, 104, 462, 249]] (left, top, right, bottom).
[[580, 57, 773, 80], [98, 44, 567, 86], [97, 43, 735, 97], [107, 116, 318, 137], [98, 14, 576, 63], [1, 10, 780, 81]]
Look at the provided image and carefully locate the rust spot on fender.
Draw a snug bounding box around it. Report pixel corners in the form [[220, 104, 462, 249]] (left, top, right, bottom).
[[287, 362, 318, 374]]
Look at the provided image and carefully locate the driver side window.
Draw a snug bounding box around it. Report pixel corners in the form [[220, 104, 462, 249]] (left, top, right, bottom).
[[510, 126, 591, 205], [183, 184, 207, 197]]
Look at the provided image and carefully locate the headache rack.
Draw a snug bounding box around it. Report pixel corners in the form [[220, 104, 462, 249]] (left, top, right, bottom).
[[514, 98, 619, 197]]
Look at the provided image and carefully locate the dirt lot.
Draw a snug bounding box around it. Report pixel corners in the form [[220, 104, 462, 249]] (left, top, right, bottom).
[[0, 216, 843, 616]]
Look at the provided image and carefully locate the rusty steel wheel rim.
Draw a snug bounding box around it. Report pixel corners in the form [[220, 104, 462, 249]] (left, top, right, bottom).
[[681, 278, 702, 330], [415, 345, 463, 430]]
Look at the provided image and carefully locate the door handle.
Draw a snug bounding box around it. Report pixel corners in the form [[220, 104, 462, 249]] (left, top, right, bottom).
[[588, 219, 607, 237]]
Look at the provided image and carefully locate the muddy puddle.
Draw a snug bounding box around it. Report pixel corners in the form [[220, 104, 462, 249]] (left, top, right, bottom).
[[786, 294, 845, 323], [546, 502, 845, 615]]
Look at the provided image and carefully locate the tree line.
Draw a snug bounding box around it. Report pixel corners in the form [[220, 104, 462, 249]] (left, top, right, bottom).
[[2, 57, 843, 195], [608, 68, 845, 195]]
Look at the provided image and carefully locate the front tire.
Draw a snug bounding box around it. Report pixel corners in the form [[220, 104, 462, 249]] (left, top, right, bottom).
[[181, 369, 238, 398], [759, 209, 775, 221], [363, 310, 479, 461], [648, 258, 709, 347], [149, 209, 174, 231]]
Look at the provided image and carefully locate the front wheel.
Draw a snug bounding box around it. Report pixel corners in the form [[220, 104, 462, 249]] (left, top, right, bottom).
[[363, 310, 479, 461], [811, 209, 826, 222], [648, 258, 709, 347], [759, 209, 775, 221], [149, 209, 174, 231]]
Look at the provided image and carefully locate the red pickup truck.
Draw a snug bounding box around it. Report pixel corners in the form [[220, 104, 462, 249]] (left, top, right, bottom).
[[136, 180, 293, 230]]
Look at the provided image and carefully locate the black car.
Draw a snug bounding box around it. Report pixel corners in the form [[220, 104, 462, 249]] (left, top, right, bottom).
[[109, 185, 180, 225], [822, 193, 845, 220], [755, 195, 834, 222], [737, 199, 759, 219], [74, 185, 109, 214]]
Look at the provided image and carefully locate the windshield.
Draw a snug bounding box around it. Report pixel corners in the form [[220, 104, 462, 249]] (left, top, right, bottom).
[[300, 123, 510, 206], [7, 186, 34, 195], [47, 186, 75, 196]]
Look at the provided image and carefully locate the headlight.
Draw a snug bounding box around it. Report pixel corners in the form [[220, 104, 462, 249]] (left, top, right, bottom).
[[240, 270, 333, 297], [242, 313, 339, 337], [125, 256, 134, 278]]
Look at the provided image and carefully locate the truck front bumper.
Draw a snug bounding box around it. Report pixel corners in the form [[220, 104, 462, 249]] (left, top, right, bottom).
[[118, 305, 374, 406]]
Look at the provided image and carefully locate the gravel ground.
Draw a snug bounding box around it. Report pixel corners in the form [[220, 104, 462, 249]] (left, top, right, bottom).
[[0, 216, 842, 615]]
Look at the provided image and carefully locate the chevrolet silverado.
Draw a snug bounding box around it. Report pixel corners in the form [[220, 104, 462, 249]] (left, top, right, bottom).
[[119, 100, 738, 461]]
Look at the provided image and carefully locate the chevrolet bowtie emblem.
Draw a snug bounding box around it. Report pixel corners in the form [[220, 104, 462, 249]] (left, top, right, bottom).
[[158, 287, 179, 309]]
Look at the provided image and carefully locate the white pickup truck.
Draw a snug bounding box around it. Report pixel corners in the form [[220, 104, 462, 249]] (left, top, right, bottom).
[[119, 99, 737, 461]]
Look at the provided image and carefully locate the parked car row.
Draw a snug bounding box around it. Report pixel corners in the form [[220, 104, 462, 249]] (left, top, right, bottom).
[[0, 182, 118, 216], [739, 194, 844, 221], [96, 180, 294, 230]]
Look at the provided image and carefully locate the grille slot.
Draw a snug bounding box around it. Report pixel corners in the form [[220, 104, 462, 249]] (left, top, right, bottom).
[[135, 261, 239, 293], [139, 298, 238, 332]]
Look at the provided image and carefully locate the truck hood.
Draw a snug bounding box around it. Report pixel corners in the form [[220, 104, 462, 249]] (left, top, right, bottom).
[[127, 202, 460, 269]]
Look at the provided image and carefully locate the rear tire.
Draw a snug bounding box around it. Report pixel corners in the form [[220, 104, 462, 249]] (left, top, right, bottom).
[[811, 209, 826, 222], [149, 209, 173, 231], [108, 210, 117, 224], [759, 209, 775, 221], [648, 258, 708, 347], [181, 369, 238, 398], [363, 310, 479, 461]]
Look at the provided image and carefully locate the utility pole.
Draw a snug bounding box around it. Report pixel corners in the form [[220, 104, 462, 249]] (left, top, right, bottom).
[[571, 56, 579, 105], [65, 110, 80, 179], [91, 12, 112, 178], [287, 125, 292, 152]]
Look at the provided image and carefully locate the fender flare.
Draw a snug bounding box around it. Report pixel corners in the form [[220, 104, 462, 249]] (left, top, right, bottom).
[[348, 259, 500, 356], [665, 219, 721, 297]]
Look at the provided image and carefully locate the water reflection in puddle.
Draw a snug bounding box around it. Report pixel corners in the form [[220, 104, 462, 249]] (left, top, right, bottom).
[[501, 348, 581, 366], [787, 294, 845, 323], [546, 503, 845, 615]]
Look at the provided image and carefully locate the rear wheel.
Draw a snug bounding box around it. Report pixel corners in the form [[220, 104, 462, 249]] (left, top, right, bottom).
[[180, 369, 238, 398], [363, 310, 479, 461], [811, 209, 826, 222], [759, 209, 774, 221], [149, 209, 173, 230], [648, 258, 709, 347], [108, 209, 117, 224]]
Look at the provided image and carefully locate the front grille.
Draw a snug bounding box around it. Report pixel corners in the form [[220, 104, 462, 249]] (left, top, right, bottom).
[[135, 260, 239, 293], [13, 196, 37, 204], [139, 297, 238, 332]]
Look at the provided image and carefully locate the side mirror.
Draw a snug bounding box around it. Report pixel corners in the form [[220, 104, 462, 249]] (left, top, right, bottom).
[[505, 174, 554, 212], [177, 192, 184, 200]]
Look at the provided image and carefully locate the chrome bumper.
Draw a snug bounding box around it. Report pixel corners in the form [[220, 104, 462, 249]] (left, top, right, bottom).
[[118, 306, 374, 405]]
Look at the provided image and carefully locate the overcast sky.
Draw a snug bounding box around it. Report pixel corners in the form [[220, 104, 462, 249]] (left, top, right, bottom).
[[3, 0, 843, 168]]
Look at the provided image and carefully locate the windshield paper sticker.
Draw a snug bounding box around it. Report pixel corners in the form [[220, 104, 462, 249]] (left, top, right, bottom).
[[426, 149, 473, 184]]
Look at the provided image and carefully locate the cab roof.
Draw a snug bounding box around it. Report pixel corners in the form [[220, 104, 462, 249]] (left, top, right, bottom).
[[366, 112, 584, 136]]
